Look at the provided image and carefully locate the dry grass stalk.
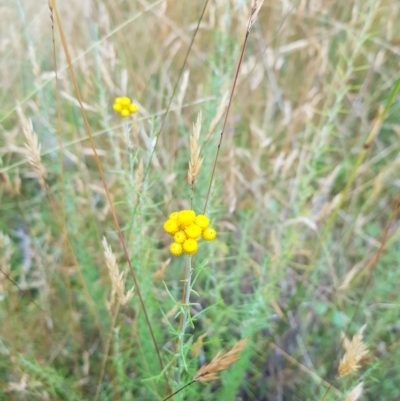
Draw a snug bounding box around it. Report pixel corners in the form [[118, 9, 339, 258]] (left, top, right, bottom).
[[193, 338, 248, 382], [205, 91, 229, 142], [0, 232, 13, 301], [191, 332, 207, 358], [135, 159, 144, 193], [0, 172, 13, 195], [133, 159, 144, 207], [338, 325, 368, 378], [343, 382, 363, 401], [16, 105, 47, 189], [102, 237, 134, 306], [187, 111, 204, 186], [249, 0, 265, 31], [152, 258, 170, 282]]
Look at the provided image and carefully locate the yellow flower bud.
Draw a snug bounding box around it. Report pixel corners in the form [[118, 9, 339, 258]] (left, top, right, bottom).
[[183, 239, 198, 255], [202, 227, 216, 241], [170, 242, 183, 256]]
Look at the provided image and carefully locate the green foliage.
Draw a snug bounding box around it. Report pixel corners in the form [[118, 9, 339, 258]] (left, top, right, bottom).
[[1, 0, 400, 400]]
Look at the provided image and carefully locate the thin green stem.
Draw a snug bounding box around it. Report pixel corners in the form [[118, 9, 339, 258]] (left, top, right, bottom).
[[179, 256, 193, 372], [124, 120, 135, 213], [94, 302, 120, 401]]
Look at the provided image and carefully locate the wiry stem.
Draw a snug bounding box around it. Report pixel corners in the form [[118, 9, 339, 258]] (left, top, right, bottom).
[[203, 9, 255, 213], [124, 120, 135, 213], [93, 303, 120, 401], [179, 256, 193, 371], [143, 0, 209, 184], [52, 0, 164, 376], [162, 380, 196, 401]]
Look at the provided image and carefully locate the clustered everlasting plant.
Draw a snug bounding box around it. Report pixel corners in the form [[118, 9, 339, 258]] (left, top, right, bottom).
[[163, 210, 216, 256], [112, 96, 138, 118]]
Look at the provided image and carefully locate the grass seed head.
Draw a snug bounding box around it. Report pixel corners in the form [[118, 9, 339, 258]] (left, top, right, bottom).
[[102, 237, 134, 306], [338, 325, 368, 378], [193, 338, 248, 382], [188, 111, 204, 185], [16, 105, 47, 189]]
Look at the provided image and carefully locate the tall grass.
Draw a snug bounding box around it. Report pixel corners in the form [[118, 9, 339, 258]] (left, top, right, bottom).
[[1, 0, 400, 400]]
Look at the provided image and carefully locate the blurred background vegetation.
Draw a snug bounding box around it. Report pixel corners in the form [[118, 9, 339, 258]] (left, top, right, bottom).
[[1, 0, 400, 400]]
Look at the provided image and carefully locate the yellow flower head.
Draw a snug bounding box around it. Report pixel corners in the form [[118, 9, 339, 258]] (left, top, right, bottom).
[[202, 227, 216, 241], [178, 210, 196, 228], [164, 219, 180, 236], [170, 242, 183, 256], [164, 210, 216, 255], [113, 97, 138, 118], [195, 214, 209, 229], [183, 239, 198, 255], [185, 224, 202, 239], [174, 230, 187, 244]]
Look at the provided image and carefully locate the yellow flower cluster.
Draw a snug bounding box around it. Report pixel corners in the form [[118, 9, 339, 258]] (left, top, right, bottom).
[[163, 210, 217, 256], [113, 97, 138, 118]]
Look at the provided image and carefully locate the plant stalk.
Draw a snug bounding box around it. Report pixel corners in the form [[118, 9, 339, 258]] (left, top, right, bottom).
[[179, 256, 193, 371]]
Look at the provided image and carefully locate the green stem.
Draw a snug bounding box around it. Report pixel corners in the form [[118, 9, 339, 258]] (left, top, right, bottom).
[[179, 256, 193, 371], [124, 119, 135, 213]]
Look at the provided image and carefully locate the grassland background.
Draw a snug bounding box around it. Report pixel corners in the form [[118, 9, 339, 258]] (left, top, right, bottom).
[[1, 0, 400, 400]]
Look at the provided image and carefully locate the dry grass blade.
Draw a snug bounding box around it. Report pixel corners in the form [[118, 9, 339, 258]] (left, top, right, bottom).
[[205, 91, 229, 142], [249, 0, 265, 31], [102, 237, 134, 306], [343, 382, 363, 401], [187, 110, 204, 185], [16, 105, 47, 188], [338, 325, 368, 378], [193, 338, 248, 382]]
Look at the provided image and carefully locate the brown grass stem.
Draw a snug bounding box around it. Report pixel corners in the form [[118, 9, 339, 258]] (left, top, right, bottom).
[[270, 343, 341, 396], [162, 380, 196, 401], [345, 195, 400, 336], [203, 1, 262, 212], [52, 0, 164, 376]]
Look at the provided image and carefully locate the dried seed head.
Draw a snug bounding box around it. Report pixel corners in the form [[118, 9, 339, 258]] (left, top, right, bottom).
[[102, 237, 134, 306], [16, 105, 47, 189], [192, 333, 207, 358], [193, 338, 248, 382], [187, 111, 204, 186], [338, 325, 368, 378], [343, 382, 363, 401]]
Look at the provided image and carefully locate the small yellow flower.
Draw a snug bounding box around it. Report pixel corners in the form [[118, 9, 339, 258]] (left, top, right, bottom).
[[174, 231, 187, 244], [120, 109, 130, 118], [202, 227, 216, 241], [169, 212, 179, 220], [185, 224, 202, 239], [129, 104, 138, 113], [120, 97, 130, 106], [164, 219, 180, 236], [183, 239, 198, 255], [113, 97, 138, 118], [178, 210, 196, 228], [170, 242, 183, 256], [113, 103, 122, 112], [195, 214, 209, 229]]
